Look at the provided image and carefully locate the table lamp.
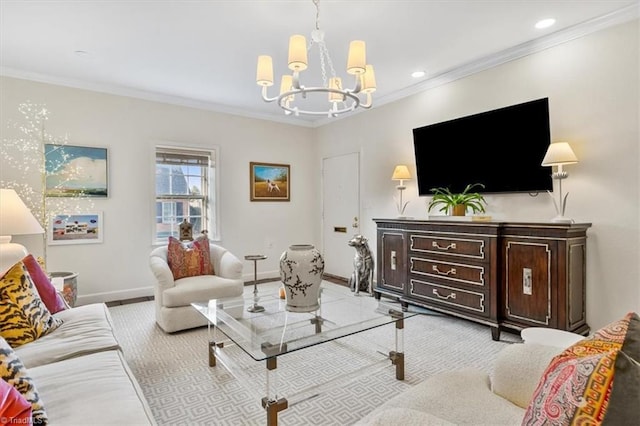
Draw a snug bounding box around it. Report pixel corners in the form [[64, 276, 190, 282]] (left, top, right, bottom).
[[0, 189, 44, 273], [391, 165, 411, 218], [541, 142, 578, 223]]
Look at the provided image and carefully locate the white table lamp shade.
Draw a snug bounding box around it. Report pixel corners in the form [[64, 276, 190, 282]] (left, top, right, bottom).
[[541, 142, 578, 166], [0, 188, 44, 274]]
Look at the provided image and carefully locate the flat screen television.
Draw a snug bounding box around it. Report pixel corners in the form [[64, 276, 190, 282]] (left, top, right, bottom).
[[413, 98, 552, 195]]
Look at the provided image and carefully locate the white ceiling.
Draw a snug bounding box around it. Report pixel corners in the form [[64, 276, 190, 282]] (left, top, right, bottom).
[[1, 1, 637, 126]]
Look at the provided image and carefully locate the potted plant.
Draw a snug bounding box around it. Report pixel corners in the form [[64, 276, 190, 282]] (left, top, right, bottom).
[[427, 183, 487, 216]]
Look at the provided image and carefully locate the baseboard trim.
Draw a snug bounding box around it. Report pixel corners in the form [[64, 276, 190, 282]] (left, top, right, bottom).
[[78, 286, 154, 306]]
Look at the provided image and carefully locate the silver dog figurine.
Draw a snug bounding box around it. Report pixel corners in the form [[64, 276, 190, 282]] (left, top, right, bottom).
[[348, 234, 374, 295]]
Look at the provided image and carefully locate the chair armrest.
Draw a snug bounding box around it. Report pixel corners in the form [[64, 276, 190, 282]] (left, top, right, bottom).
[[491, 343, 564, 408], [149, 249, 176, 291], [217, 251, 243, 279]]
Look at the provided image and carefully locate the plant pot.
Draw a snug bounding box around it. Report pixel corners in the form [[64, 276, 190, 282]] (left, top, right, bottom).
[[451, 204, 467, 216], [279, 244, 324, 312]]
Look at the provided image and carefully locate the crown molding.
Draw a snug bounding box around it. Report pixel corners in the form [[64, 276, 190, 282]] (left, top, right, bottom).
[[374, 3, 639, 111], [2, 4, 637, 128]]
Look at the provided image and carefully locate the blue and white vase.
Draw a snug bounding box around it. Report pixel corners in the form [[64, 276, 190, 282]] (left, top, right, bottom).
[[279, 244, 324, 312]]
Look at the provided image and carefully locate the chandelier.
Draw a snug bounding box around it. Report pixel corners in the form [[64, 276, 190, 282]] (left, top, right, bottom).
[[255, 0, 376, 118]]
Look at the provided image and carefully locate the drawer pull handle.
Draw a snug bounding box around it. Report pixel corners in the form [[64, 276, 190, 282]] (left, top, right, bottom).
[[432, 265, 456, 276], [432, 241, 457, 251], [433, 289, 456, 300]]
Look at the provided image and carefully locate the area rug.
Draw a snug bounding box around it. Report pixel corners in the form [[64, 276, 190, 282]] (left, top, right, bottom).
[[108, 281, 521, 425]]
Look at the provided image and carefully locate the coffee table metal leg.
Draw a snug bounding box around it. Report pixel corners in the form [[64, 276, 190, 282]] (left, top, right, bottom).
[[262, 357, 288, 426], [389, 317, 405, 380]]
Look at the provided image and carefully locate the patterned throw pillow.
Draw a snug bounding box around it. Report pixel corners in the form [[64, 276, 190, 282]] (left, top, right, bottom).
[[0, 377, 32, 424], [166, 236, 215, 280], [22, 254, 67, 314], [0, 336, 47, 424], [0, 261, 63, 347], [522, 312, 640, 425]]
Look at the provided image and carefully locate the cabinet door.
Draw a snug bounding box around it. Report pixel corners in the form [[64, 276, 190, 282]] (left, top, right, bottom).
[[378, 231, 406, 294], [502, 239, 558, 328]]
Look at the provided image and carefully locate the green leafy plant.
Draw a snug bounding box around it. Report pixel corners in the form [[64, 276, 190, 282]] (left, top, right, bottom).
[[427, 183, 487, 215]]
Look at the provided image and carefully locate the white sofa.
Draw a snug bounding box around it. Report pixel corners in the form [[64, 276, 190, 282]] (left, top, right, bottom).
[[149, 242, 244, 333], [14, 303, 155, 425], [356, 342, 564, 425]]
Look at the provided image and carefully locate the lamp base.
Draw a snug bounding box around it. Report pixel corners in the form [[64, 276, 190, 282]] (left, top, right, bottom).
[[0, 239, 28, 275], [550, 216, 575, 224]]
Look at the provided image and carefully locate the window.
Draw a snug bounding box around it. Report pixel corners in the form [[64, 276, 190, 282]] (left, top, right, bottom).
[[154, 146, 218, 242]]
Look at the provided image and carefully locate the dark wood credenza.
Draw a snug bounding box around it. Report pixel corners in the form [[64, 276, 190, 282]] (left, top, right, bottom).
[[373, 218, 591, 340]]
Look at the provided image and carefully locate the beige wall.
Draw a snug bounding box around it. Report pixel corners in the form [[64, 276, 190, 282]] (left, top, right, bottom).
[[1, 19, 637, 332], [315, 19, 639, 331], [0, 77, 318, 303]]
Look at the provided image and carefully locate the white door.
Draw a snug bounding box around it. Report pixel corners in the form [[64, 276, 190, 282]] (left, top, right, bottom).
[[322, 152, 360, 279]]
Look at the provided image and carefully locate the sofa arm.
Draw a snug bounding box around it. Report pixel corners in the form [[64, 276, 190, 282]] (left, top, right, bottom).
[[217, 251, 243, 280], [491, 343, 564, 409]]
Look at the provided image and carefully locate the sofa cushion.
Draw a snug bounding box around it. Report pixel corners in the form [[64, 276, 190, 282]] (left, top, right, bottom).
[[356, 368, 525, 426], [0, 336, 47, 424], [14, 303, 121, 368], [167, 236, 215, 280], [0, 377, 32, 424], [0, 261, 63, 347], [357, 407, 455, 425], [492, 343, 563, 409], [522, 312, 640, 425], [22, 254, 67, 314], [29, 350, 155, 425]]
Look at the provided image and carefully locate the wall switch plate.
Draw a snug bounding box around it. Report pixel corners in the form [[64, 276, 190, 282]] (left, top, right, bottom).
[[523, 268, 532, 295]]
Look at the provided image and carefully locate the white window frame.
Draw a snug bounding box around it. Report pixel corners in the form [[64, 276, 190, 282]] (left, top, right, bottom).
[[153, 144, 220, 244]]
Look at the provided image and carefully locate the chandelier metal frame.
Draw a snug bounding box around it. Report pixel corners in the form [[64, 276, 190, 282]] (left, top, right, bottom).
[[256, 0, 376, 118]]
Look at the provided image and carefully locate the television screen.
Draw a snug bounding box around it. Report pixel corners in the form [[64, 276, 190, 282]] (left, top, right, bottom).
[[413, 98, 552, 195]]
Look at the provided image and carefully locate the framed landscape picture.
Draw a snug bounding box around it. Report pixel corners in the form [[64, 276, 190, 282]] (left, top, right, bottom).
[[45, 144, 108, 197], [250, 162, 290, 201], [48, 212, 103, 245]]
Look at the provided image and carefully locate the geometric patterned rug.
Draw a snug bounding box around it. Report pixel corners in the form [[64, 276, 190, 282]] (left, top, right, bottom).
[[108, 281, 522, 425]]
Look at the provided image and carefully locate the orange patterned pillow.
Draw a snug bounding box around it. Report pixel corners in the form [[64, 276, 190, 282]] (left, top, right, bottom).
[[522, 312, 640, 425], [166, 236, 214, 280]]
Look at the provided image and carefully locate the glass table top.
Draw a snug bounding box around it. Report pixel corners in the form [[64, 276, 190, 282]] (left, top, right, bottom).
[[192, 283, 417, 361]]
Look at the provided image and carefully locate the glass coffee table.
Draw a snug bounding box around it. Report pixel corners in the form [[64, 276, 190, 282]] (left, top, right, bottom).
[[192, 284, 417, 426]]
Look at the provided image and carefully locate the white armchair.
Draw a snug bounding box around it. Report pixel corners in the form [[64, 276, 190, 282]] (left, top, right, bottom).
[[149, 242, 244, 333]]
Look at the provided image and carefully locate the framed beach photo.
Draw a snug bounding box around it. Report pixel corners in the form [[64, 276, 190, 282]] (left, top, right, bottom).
[[48, 212, 104, 245], [250, 162, 290, 201], [45, 144, 108, 197]]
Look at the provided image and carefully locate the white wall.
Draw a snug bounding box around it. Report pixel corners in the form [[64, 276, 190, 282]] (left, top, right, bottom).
[[1, 19, 637, 332], [0, 77, 319, 303], [314, 20, 639, 331]]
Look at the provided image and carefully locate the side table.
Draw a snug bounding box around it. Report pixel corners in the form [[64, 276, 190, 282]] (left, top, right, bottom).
[[50, 271, 79, 307], [245, 255, 267, 312]]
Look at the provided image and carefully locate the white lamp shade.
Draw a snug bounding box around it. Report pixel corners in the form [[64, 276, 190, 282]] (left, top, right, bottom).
[[391, 165, 411, 181], [288, 35, 308, 71], [256, 55, 274, 87], [279, 74, 294, 101], [329, 77, 345, 102], [0, 189, 44, 237], [361, 64, 377, 94], [346, 40, 366, 75], [542, 142, 578, 166]]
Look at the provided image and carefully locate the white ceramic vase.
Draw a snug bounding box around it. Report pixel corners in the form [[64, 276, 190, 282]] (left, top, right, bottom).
[[279, 244, 325, 312]]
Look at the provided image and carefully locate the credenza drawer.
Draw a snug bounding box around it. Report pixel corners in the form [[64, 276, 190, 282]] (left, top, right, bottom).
[[410, 257, 486, 287], [410, 234, 486, 260], [409, 279, 488, 316]]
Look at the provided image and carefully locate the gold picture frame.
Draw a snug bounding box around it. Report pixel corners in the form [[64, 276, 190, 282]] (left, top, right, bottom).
[[250, 162, 290, 201]]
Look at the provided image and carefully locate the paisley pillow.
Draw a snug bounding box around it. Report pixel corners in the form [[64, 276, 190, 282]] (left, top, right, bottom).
[[0, 336, 47, 424], [0, 261, 63, 347], [166, 236, 214, 280], [522, 312, 640, 425]]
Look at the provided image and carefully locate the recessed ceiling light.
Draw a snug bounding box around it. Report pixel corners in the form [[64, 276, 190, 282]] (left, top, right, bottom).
[[535, 18, 556, 29], [411, 70, 426, 78]]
